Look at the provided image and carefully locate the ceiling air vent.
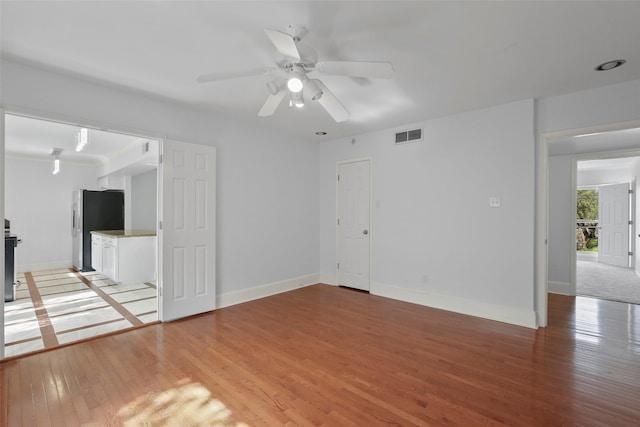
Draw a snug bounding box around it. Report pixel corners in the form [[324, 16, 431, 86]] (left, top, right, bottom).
[[394, 128, 423, 144]]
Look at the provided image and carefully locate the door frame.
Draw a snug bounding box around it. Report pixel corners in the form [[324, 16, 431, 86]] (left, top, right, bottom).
[[0, 106, 163, 359], [336, 157, 372, 290], [539, 118, 640, 328], [570, 151, 640, 296]]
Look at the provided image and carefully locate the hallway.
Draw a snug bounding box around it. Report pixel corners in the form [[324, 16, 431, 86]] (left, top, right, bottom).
[[577, 252, 640, 304]]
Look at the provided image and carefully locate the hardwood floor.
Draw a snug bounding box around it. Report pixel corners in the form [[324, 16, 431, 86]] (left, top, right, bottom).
[[1, 285, 639, 426]]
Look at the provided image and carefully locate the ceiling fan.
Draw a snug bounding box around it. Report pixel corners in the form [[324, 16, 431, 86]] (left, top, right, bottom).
[[196, 26, 394, 123]]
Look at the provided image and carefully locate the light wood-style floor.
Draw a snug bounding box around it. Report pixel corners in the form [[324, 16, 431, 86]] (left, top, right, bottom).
[[1, 284, 639, 426]]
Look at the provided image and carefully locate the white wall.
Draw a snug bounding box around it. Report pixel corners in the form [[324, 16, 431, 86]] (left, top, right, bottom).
[[5, 156, 98, 271], [537, 79, 640, 134], [319, 100, 537, 327], [131, 169, 157, 230], [1, 58, 320, 297], [547, 155, 573, 289], [578, 168, 632, 187]]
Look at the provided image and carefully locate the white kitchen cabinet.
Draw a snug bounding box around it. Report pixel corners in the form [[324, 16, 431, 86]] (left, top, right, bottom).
[[91, 234, 103, 271], [91, 231, 156, 285], [102, 236, 117, 280]]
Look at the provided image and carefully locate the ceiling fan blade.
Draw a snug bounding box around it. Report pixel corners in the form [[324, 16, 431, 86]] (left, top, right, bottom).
[[315, 81, 350, 123], [196, 67, 274, 83], [264, 29, 301, 60], [316, 61, 394, 79], [258, 89, 287, 117]]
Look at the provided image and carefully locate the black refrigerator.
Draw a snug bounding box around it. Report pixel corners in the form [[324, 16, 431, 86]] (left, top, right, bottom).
[[72, 189, 124, 272]]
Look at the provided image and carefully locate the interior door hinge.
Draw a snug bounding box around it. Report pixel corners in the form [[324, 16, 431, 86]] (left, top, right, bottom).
[[337, 262, 340, 270], [159, 154, 163, 164], [630, 220, 633, 225], [337, 174, 340, 181], [629, 189, 633, 194], [159, 221, 163, 230], [337, 218, 340, 225], [629, 251, 633, 256]]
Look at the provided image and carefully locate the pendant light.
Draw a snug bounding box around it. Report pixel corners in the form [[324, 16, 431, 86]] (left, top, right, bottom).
[[51, 148, 63, 175], [75, 128, 89, 152]]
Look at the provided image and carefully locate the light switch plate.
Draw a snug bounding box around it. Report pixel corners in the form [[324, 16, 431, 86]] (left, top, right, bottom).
[[489, 197, 501, 208]]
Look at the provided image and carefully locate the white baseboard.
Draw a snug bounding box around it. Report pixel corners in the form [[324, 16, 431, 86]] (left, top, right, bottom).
[[371, 281, 537, 329], [317, 273, 339, 286], [18, 261, 72, 273], [216, 273, 320, 309], [548, 281, 572, 295]]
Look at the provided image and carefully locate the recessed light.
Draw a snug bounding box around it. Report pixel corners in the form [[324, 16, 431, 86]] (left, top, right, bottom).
[[315, 131, 327, 135], [595, 59, 626, 71]]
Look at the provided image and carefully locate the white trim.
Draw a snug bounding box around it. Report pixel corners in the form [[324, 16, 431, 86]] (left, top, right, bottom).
[[156, 139, 165, 321], [335, 157, 373, 291], [17, 261, 72, 274], [544, 119, 640, 143], [1, 109, 5, 359], [536, 127, 549, 327], [570, 158, 578, 296], [216, 274, 320, 309], [371, 281, 537, 329], [631, 177, 636, 272], [318, 273, 339, 286], [548, 281, 571, 295]]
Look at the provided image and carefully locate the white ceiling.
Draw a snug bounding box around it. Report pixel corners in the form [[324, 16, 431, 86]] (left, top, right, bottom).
[[577, 157, 638, 172], [1, 1, 640, 142], [4, 113, 151, 165]]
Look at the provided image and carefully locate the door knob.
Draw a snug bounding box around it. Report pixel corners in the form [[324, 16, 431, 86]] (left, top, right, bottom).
[[363, 230, 368, 235]]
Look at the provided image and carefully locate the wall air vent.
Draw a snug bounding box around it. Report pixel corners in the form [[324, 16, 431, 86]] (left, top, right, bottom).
[[394, 128, 423, 144]]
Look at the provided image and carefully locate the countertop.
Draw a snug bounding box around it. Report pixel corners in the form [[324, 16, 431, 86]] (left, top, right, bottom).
[[91, 230, 156, 238]]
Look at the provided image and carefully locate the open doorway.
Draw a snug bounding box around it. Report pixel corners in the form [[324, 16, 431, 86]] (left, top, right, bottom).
[[575, 157, 640, 304], [3, 113, 160, 358]]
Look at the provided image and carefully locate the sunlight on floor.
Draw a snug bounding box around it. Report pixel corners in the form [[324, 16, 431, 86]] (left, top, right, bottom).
[[574, 297, 602, 345], [117, 379, 248, 426]]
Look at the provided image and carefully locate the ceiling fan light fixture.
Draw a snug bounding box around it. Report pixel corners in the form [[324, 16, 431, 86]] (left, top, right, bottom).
[[287, 66, 304, 93], [305, 78, 323, 101], [287, 76, 303, 93], [290, 90, 304, 108]]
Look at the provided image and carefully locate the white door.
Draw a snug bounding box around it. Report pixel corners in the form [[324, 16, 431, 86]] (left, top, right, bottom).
[[337, 159, 370, 291], [598, 183, 630, 267], [160, 140, 216, 321]]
